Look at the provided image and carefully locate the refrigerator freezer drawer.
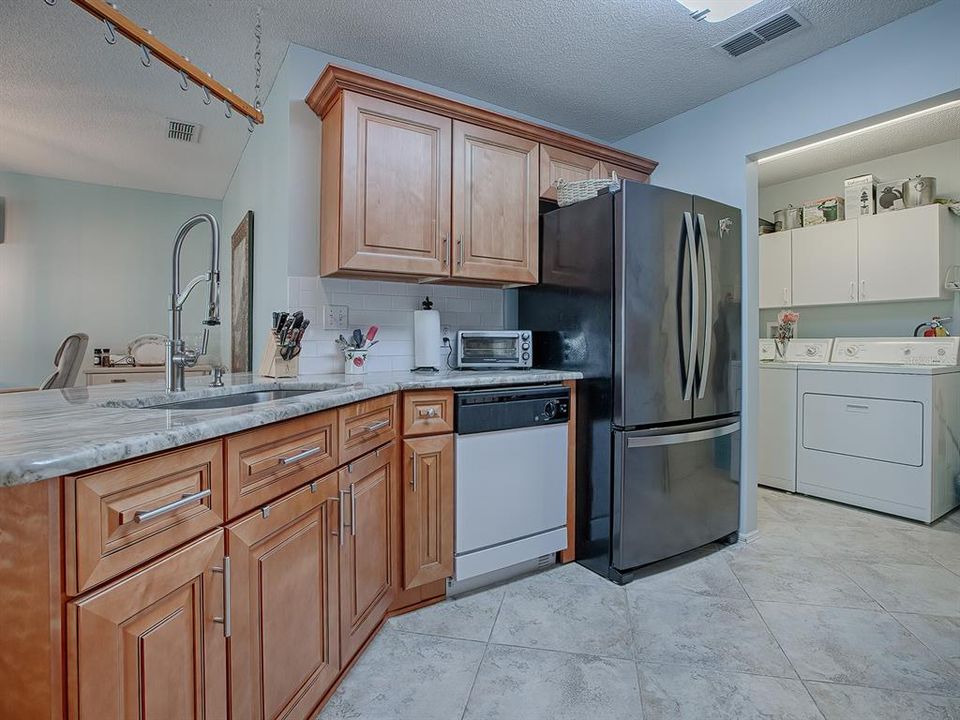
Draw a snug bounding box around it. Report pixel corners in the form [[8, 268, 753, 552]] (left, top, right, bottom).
[[802, 393, 923, 467], [613, 421, 740, 571]]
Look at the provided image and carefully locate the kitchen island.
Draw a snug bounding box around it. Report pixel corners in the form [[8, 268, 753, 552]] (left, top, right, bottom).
[[0, 369, 579, 720]]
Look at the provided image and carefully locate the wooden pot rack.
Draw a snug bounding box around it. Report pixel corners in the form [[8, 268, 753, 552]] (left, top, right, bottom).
[[67, 0, 264, 126]]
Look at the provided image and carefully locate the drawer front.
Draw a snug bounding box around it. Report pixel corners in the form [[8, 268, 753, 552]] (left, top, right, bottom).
[[225, 410, 339, 519], [402, 390, 454, 436], [65, 440, 224, 595], [338, 394, 398, 463]]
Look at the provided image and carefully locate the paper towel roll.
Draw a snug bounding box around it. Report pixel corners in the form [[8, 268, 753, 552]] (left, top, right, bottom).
[[414, 309, 441, 370]]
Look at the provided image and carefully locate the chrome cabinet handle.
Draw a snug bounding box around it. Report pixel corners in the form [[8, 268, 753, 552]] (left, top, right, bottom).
[[350, 483, 357, 537], [279, 446, 322, 465], [860, 279, 866, 299], [782, 287, 789, 304], [338, 490, 348, 546], [695, 213, 713, 401], [457, 232, 464, 267], [441, 234, 448, 268], [418, 407, 438, 418], [134, 489, 211, 523], [410, 452, 418, 492], [364, 419, 389, 432], [849, 281, 855, 300], [212, 556, 231, 638]]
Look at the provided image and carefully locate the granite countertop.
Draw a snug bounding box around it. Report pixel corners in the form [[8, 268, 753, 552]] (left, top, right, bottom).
[[0, 369, 580, 487]]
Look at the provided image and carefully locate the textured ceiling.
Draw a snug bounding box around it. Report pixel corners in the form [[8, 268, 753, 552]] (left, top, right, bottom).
[[0, 0, 938, 198], [758, 104, 960, 186]]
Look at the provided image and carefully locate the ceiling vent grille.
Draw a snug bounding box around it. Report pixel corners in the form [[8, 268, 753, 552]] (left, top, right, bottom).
[[716, 8, 808, 58], [166, 119, 202, 144]]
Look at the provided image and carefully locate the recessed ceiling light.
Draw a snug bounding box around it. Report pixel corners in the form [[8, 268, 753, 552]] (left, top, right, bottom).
[[674, 0, 764, 22]]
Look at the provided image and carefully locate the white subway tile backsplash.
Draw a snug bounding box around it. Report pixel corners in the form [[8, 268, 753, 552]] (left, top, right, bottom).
[[288, 275, 504, 370]]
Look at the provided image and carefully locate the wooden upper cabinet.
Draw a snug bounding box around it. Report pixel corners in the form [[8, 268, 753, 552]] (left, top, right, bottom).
[[539, 145, 600, 201], [67, 530, 227, 720], [599, 160, 650, 184], [323, 91, 452, 278], [452, 121, 539, 284], [228, 473, 341, 720]]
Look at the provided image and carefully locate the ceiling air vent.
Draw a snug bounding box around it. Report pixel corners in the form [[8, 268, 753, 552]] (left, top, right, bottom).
[[166, 119, 202, 144], [716, 8, 808, 57]]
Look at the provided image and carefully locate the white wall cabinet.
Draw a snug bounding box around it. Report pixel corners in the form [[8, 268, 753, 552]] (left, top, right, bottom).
[[762, 206, 957, 308], [791, 219, 859, 306], [759, 230, 792, 309], [858, 205, 952, 303]]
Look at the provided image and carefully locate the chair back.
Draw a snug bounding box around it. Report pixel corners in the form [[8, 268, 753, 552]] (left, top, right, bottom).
[[40, 333, 89, 390]]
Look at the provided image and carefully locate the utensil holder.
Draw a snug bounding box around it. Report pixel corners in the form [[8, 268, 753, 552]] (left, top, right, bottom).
[[258, 331, 299, 378], [344, 349, 368, 375]]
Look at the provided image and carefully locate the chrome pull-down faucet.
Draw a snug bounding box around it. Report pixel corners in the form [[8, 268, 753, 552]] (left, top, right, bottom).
[[166, 213, 221, 392]]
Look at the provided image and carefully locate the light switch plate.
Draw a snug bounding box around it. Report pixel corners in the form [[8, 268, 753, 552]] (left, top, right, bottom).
[[323, 305, 348, 330]]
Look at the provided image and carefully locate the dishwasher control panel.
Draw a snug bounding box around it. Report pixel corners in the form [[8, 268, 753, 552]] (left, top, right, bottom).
[[454, 385, 570, 435]]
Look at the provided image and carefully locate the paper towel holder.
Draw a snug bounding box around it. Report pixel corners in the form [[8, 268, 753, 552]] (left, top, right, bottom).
[[412, 296, 442, 373]]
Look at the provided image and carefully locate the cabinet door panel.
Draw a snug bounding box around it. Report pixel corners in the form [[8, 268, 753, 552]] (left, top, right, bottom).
[[67, 530, 227, 720], [539, 145, 600, 201], [599, 160, 650, 184], [791, 219, 858, 306], [228, 474, 340, 720], [403, 435, 454, 589], [453, 121, 539, 284], [339, 442, 400, 662], [858, 204, 947, 302], [340, 92, 451, 276], [759, 230, 792, 309]]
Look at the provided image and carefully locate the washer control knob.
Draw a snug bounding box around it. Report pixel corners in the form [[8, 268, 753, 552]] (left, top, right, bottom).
[[903, 347, 912, 356], [938, 347, 947, 356], [845, 346, 857, 356], [805, 346, 816, 356]]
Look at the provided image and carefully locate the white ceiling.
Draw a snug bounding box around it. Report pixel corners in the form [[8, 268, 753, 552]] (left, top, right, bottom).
[[758, 103, 960, 186], [0, 0, 938, 198]]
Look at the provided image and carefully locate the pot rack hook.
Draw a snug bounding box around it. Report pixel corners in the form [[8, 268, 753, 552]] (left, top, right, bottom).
[[139, 43, 151, 68], [103, 19, 117, 45], [247, 116, 255, 133], [179, 69, 189, 92], [44, 0, 56, 6], [224, 100, 232, 119], [201, 86, 211, 105]]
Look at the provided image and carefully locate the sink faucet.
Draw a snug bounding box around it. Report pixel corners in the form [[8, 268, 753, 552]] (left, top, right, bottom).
[[166, 214, 221, 392]]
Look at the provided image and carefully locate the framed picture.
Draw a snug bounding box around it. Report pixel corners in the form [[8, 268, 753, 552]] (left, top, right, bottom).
[[231, 211, 254, 372]]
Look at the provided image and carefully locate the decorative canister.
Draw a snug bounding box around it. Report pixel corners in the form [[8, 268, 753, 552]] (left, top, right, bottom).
[[344, 349, 368, 375], [773, 205, 802, 232], [903, 176, 937, 208]]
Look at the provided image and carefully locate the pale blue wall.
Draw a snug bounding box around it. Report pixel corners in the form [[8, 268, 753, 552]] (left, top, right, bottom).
[[615, 0, 960, 535]]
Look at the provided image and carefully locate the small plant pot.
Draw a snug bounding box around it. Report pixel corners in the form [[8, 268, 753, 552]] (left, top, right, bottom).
[[344, 349, 368, 375]]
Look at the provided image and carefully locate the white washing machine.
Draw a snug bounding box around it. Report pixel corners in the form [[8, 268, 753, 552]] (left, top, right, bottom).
[[797, 337, 960, 522], [758, 339, 833, 492]]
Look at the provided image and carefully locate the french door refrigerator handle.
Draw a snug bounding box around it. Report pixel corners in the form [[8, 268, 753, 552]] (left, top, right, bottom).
[[626, 421, 740, 448], [695, 213, 714, 400], [683, 211, 698, 402]]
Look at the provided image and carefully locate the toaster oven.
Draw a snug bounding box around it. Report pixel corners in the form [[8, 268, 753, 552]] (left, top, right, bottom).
[[457, 330, 532, 369]]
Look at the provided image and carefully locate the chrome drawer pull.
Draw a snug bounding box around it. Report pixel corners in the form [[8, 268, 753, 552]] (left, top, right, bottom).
[[338, 490, 348, 546], [418, 407, 438, 418], [410, 452, 418, 491], [134, 489, 211, 523], [363, 419, 389, 432], [212, 556, 231, 638], [279, 446, 322, 464], [350, 483, 357, 537]]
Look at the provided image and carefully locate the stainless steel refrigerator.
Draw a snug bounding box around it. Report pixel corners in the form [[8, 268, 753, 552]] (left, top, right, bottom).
[[518, 182, 741, 583]]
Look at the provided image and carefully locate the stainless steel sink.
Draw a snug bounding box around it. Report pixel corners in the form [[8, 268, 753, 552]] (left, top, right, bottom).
[[145, 389, 324, 410]]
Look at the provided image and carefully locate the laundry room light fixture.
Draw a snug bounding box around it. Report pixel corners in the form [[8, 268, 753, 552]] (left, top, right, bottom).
[[674, 0, 764, 22]]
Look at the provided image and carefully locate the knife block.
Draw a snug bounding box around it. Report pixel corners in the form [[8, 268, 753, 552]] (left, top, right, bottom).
[[257, 331, 299, 378]]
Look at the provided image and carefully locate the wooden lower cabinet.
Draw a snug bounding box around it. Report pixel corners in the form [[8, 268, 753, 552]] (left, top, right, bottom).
[[402, 434, 454, 589], [338, 441, 401, 662], [66, 530, 228, 720], [227, 473, 341, 720]]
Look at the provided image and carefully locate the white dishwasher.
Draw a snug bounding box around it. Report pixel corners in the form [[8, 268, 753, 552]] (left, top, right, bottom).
[[452, 385, 569, 588]]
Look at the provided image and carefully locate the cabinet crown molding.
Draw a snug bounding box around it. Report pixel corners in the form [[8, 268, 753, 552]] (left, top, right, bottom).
[[305, 64, 658, 178]]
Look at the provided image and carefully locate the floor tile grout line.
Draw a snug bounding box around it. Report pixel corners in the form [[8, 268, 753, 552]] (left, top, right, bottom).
[[798, 675, 960, 701], [738, 571, 803, 682], [457, 641, 490, 720], [887, 611, 960, 674], [485, 588, 507, 644], [797, 679, 829, 720]]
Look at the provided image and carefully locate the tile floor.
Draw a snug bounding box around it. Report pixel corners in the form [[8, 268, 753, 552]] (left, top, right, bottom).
[[318, 489, 960, 720]]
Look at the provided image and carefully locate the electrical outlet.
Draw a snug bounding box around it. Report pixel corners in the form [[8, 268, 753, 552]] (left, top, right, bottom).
[[323, 305, 349, 330], [441, 325, 452, 340]]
